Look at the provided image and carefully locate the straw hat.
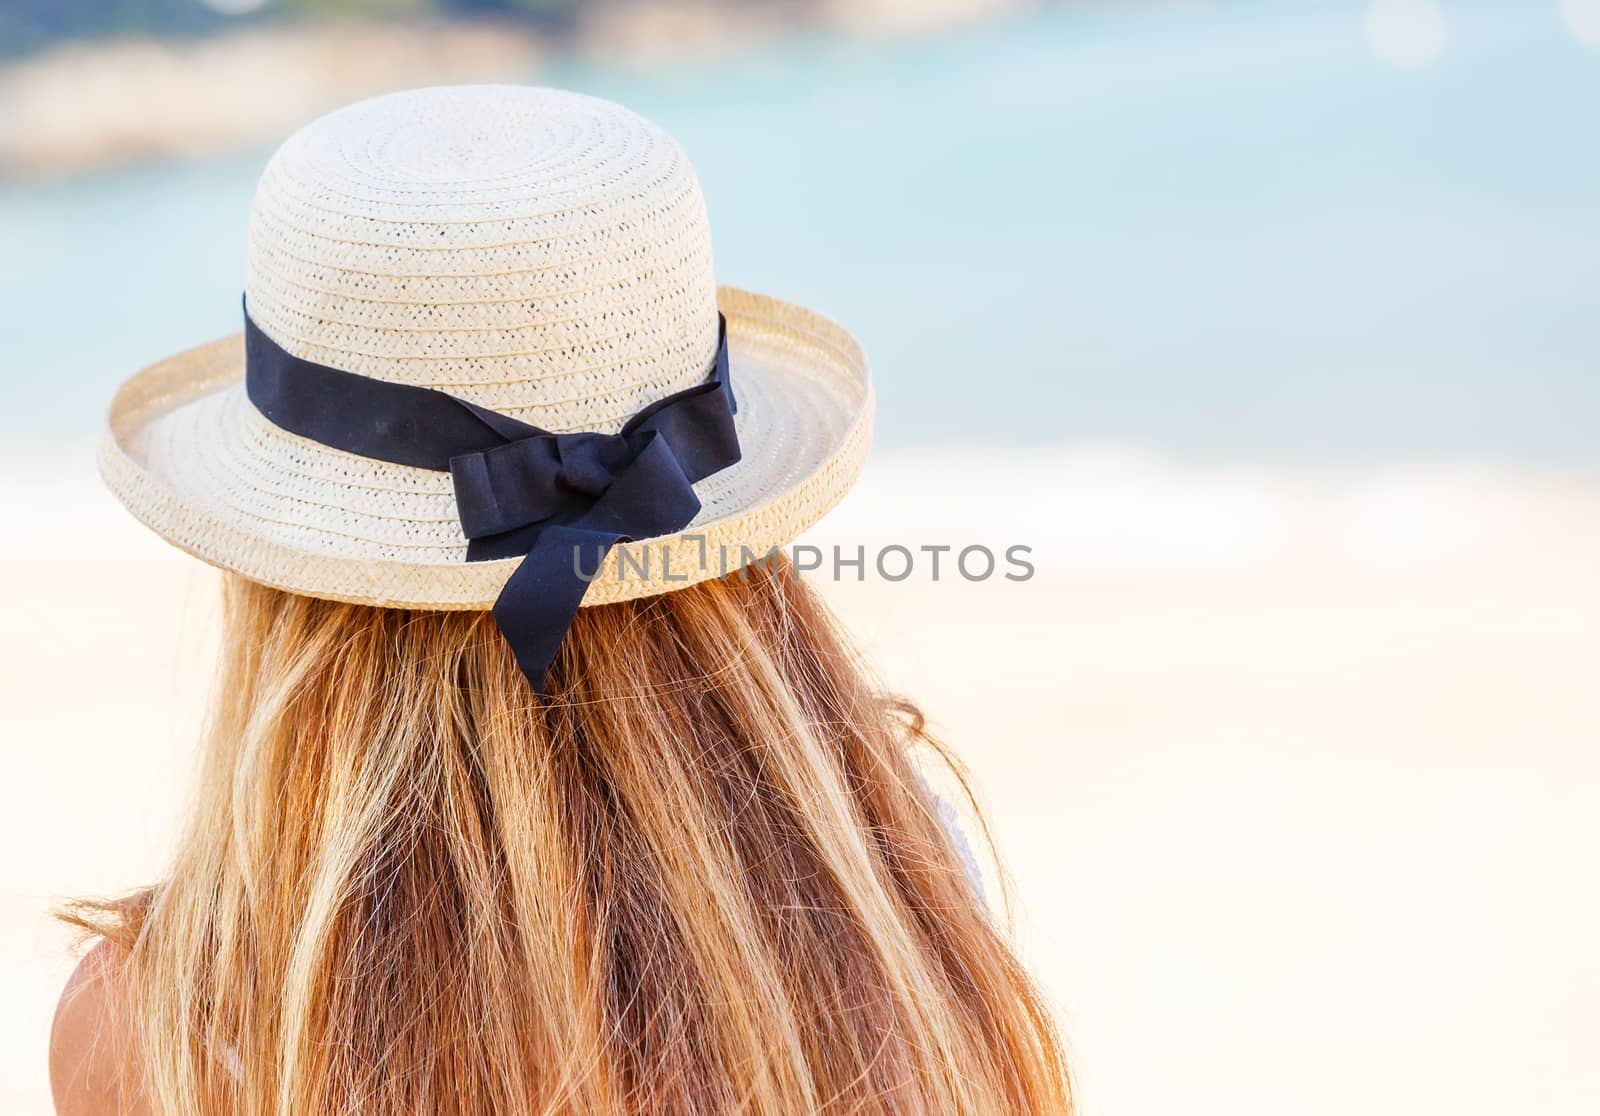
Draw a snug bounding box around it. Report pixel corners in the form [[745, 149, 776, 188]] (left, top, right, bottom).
[[99, 85, 872, 617]]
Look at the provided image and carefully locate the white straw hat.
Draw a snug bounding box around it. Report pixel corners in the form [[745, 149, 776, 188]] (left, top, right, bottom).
[[99, 86, 873, 643]]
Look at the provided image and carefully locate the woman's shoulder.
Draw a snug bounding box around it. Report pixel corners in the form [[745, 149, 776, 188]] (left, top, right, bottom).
[[50, 941, 150, 1116]]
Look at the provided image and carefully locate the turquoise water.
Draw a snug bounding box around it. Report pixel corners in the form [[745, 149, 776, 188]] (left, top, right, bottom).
[[3, 1, 1598, 461]]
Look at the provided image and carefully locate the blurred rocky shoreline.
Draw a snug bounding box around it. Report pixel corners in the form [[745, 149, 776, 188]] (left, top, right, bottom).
[[0, 0, 1027, 177]]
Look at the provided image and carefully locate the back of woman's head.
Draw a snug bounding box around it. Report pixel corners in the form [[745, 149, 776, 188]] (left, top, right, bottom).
[[79, 559, 1068, 1115]]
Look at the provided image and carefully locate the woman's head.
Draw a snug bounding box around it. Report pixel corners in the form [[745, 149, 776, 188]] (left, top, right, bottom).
[[78, 559, 1068, 1115], [76, 85, 1067, 1115]]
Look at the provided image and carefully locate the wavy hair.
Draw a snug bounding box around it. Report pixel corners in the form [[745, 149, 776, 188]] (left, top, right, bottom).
[[66, 558, 1069, 1114]]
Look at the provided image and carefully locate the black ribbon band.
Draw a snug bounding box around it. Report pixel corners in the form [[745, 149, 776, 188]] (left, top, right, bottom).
[[244, 303, 739, 694]]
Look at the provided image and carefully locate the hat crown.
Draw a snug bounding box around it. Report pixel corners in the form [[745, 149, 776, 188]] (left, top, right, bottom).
[[244, 85, 719, 434]]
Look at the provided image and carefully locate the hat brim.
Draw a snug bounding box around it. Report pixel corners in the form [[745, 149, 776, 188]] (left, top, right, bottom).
[[100, 285, 873, 609]]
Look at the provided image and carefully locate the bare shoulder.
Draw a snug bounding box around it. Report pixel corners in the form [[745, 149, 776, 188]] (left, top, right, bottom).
[[49, 941, 150, 1116]]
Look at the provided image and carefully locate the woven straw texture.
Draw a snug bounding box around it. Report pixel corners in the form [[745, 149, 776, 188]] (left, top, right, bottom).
[[99, 86, 872, 609]]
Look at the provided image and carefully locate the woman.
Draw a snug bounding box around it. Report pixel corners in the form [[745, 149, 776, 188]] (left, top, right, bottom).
[[52, 86, 1070, 1115]]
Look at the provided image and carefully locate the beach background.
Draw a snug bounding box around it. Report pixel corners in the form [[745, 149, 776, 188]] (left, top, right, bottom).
[[3, 0, 1599, 1112]]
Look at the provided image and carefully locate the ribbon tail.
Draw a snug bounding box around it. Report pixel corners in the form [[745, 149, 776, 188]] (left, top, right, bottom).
[[491, 525, 623, 695], [481, 439, 706, 695]]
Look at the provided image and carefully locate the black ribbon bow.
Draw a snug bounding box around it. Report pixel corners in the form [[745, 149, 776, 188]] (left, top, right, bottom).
[[244, 303, 739, 693]]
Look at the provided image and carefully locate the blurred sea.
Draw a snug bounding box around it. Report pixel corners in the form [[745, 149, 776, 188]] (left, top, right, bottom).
[[1, 0, 1597, 462]]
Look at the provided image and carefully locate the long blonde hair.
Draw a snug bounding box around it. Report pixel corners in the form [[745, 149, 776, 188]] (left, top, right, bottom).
[[70, 559, 1070, 1114]]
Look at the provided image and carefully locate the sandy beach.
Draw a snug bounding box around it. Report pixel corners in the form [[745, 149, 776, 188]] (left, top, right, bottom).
[[4, 448, 1598, 1113]]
